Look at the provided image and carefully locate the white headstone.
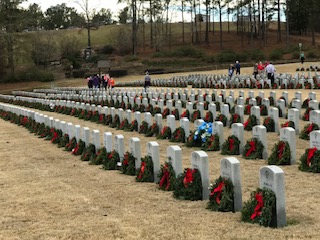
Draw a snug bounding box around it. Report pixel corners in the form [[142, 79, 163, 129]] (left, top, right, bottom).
[[287, 108, 300, 135], [280, 127, 296, 164], [167, 146, 183, 176], [82, 127, 90, 147], [103, 132, 112, 152], [213, 121, 224, 147], [147, 141, 161, 183], [231, 123, 244, 153], [269, 107, 280, 133], [114, 134, 125, 161], [180, 118, 190, 139], [250, 106, 261, 124], [130, 137, 141, 170], [252, 125, 268, 159], [92, 130, 101, 152]]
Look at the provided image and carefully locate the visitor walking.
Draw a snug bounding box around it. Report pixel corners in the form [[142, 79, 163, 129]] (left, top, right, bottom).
[[228, 64, 235, 78], [109, 77, 115, 89], [253, 63, 258, 79], [265, 61, 276, 86], [300, 51, 305, 64], [235, 61, 241, 75], [144, 71, 151, 90]]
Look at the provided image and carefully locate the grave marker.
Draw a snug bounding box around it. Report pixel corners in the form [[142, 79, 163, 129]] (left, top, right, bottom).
[[280, 127, 296, 164], [191, 151, 210, 200], [167, 146, 183, 176], [252, 125, 268, 159], [147, 141, 161, 182]]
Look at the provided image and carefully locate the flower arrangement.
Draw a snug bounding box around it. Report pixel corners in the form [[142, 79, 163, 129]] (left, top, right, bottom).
[[229, 113, 241, 128], [243, 115, 258, 131], [173, 168, 202, 201], [242, 138, 264, 160], [121, 151, 136, 176], [299, 123, 319, 140], [215, 114, 227, 126], [267, 141, 291, 165], [241, 188, 276, 227], [221, 135, 241, 155], [81, 143, 96, 161], [102, 150, 120, 170], [207, 176, 234, 212], [157, 126, 172, 140], [136, 155, 154, 182], [299, 147, 320, 173], [158, 160, 176, 191]]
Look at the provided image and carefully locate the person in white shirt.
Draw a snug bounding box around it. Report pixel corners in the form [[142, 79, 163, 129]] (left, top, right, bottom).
[[265, 62, 276, 85]]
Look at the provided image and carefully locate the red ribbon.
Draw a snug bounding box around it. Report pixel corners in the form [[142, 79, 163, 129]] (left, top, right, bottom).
[[250, 192, 264, 220], [181, 111, 187, 118], [233, 114, 239, 122], [306, 123, 314, 134], [243, 119, 249, 128], [183, 169, 196, 188], [159, 165, 171, 190], [72, 143, 79, 155], [137, 162, 146, 179], [265, 117, 270, 125], [123, 153, 129, 166], [307, 147, 317, 167], [246, 141, 256, 157], [278, 142, 285, 159], [99, 114, 104, 122], [161, 126, 167, 136], [205, 112, 210, 122], [51, 132, 58, 142], [175, 130, 181, 140], [210, 181, 225, 205], [282, 122, 289, 128], [229, 138, 235, 151], [246, 105, 251, 113]]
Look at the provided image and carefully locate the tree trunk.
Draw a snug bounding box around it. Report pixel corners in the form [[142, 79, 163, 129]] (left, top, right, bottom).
[[277, 0, 281, 42]]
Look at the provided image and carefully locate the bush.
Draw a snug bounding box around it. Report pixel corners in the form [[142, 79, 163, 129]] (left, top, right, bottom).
[[269, 49, 282, 60], [86, 54, 106, 64], [236, 52, 249, 62], [216, 50, 237, 63], [15, 69, 54, 82], [97, 45, 115, 54], [307, 51, 317, 59], [250, 49, 266, 62]]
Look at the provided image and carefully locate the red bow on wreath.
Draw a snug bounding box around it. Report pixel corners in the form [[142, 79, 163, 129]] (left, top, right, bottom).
[[72, 143, 79, 155], [277, 142, 285, 159], [233, 114, 239, 122], [99, 114, 104, 122], [306, 123, 314, 134], [307, 147, 317, 167], [51, 132, 58, 142], [205, 112, 210, 122], [243, 119, 249, 128], [250, 192, 264, 220], [183, 168, 196, 188], [210, 181, 225, 205], [246, 105, 251, 113], [245, 141, 256, 157], [282, 122, 289, 128], [175, 129, 181, 140], [159, 164, 171, 190], [229, 138, 235, 151], [137, 162, 146, 179], [123, 153, 129, 166]]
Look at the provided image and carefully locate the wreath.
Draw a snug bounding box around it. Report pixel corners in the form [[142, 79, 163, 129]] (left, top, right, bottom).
[[243, 115, 258, 131], [191, 110, 201, 122], [162, 108, 170, 119], [136, 155, 154, 182], [81, 143, 96, 161], [221, 135, 240, 155], [202, 134, 220, 151], [244, 104, 252, 115], [263, 117, 275, 132], [146, 104, 154, 113], [281, 121, 295, 129], [102, 150, 120, 170], [245, 97, 250, 105], [241, 188, 276, 227], [51, 129, 62, 144], [173, 168, 202, 201], [121, 151, 136, 176], [180, 109, 190, 119], [215, 114, 227, 126], [72, 139, 86, 156], [98, 114, 106, 124], [170, 127, 186, 143], [38, 125, 51, 138], [267, 141, 291, 165], [158, 160, 176, 191], [91, 111, 99, 122], [255, 96, 262, 106], [171, 108, 179, 120], [127, 120, 138, 132], [84, 110, 93, 121], [295, 83, 303, 89], [110, 114, 120, 128], [204, 111, 214, 123], [302, 98, 310, 109], [215, 102, 221, 111], [58, 134, 70, 148], [157, 126, 172, 139], [118, 119, 129, 130], [153, 106, 161, 116], [299, 123, 319, 140], [145, 123, 160, 137], [268, 96, 274, 106], [139, 121, 149, 134], [229, 113, 241, 128], [207, 176, 234, 212], [260, 105, 268, 116], [242, 138, 264, 160], [89, 147, 107, 165], [299, 147, 320, 173], [105, 114, 112, 125], [302, 107, 313, 121], [139, 104, 145, 113]]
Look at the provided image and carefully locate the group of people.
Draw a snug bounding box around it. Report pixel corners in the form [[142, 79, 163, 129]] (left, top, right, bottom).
[[86, 74, 115, 89], [253, 60, 276, 84], [228, 61, 241, 77]]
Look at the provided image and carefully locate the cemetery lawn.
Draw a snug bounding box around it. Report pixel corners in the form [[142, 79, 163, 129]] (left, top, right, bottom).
[[1, 62, 320, 239]]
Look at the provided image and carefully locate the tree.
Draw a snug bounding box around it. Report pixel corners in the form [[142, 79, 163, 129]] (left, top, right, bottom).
[[24, 3, 44, 30], [44, 4, 74, 30], [118, 6, 130, 24], [92, 8, 113, 25]]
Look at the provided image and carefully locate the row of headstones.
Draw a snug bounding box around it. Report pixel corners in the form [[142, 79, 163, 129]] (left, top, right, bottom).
[[0, 102, 288, 228]]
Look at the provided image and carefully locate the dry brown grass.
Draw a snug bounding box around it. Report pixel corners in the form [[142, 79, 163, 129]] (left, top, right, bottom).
[[1, 62, 320, 239]]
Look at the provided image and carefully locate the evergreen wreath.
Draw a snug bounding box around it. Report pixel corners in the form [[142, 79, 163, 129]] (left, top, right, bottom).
[[145, 123, 160, 137], [299, 123, 319, 140], [281, 121, 295, 129], [110, 114, 120, 128], [263, 117, 275, 132], [105, 114, 112, 125], [255, 96, 262, 105], [72, 139, 85, 156], [204, 111, 214, 123], [162, 108, 170, 119], [207, 176, 234, 212], [185, 131, 204, 148], [229, 113, 241, 128], [51, 129, 62, 144], [81, 143, 96, 161], [127, 120, 138, 132], [215, 101, 221, 111], [242, 138, 264, 160], [153, 106, 161, 116], [241, 188, 276, 227], [173, 168, 203, 201], [118, 119, 129, 130], [277, 106, 283, 117], [302, 107, 313, 121], [146, 104, 154, 114], [58, 134, 70, 148], [181, 109, 190, 119], [136, 155, 154, 182], [295, 83, 303, 89], [260, 105, 268, 116], [244, 104, 252, 115], [191, 110, 201, 122], [39, 126, 51, 138], [121, 151, 136, 176], [98, 114, 106, 124], [243, 115, 258, 131], [139, 104, 146, 113], [302, 98, 310, 109], [268, 96, 275, 106], [102, 150, 120, 170], [221, 135, 241, 155], [91, 111, 99, 122], [157, 126, 172, 139], [171, 108, 180, 120], [215, 114, 228, 126], [267, 141, 291, 165], [139, 121, 149, 134], [89, 147, 107, 165], [299, 147, 320, 173], [245, 97, 250, 105], [202, 134, 220, 151], [170, 127, 186, 143], [158, 160, 176, 191]]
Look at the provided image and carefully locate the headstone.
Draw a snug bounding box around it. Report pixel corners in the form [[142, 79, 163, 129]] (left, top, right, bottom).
[[308, 91, 316, 100], [197, 102, 204, 118], [281, 92, 289, 106], [231, 123, 244, 153], [270, 91, 276, 100], [118, 108, 124, 122], [213, 121, 224, 147], [280, 127, 296, 164], [155, 113, 163, 130], [134, 111, 142, 129], [237, 97, 244, 106], [144, 112, 152, 126], [308, 100, 319, 110], [103, 132, 112, 152], [291, 99, 301, 113], [167, 115, 176, 132], [220, 157, 242, 211], [252, 125, 268, 159], [191, 151, 210, 200], [249, 98, 257, 106], [294, 91, 302, 101], [114, 134, 125, 161], [259, 166, 286, 228], [130, 137, 141, 170], [235, 105, 244, 123], [82, 127, 90, 147], [276, 99, 286, 118], [269, 107, 280, 133], [309, 110, 320, 126], [248, 90, 254, 99], [310, 130, 320, 149], [92, 130, 101, 152], [208, 103, 217, 121], [147, 141, 161, 183], [66, 123, 74, 139], [287, 108, 300, 135], [74, 125, 81, 141], [250, 106, 261, 124], [125, 109, 132, 123], [262, 98, 270, 109], [194, 119, 205, 130], [186, 102, 193, 113], [167, 146, 183, 176], [180, 118, 190, 139]]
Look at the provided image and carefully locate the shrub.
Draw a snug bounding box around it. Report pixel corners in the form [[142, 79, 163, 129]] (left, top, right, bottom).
[[269, 49, 282, 60], [250, 49, 266, 61], [307, 51, 317, 59], [216, 50, 237, 63], [86, 54, 106, 64], [97, 45, 115, 54]]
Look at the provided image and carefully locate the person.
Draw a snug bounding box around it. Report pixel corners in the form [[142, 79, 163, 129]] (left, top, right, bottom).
[[300, 51, 305, 64], [257, 61, 265, 75], [87, 76, 93, 89], [92, 74, 99, 88], [228, 64, 234, 78], [144, 71, 151, 90], [103, 74, 110, 90], [265, 61, 276, 86], [235, 61, 241, 75], [253, 63, 259, 79], [109, 77, 115, 89]]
